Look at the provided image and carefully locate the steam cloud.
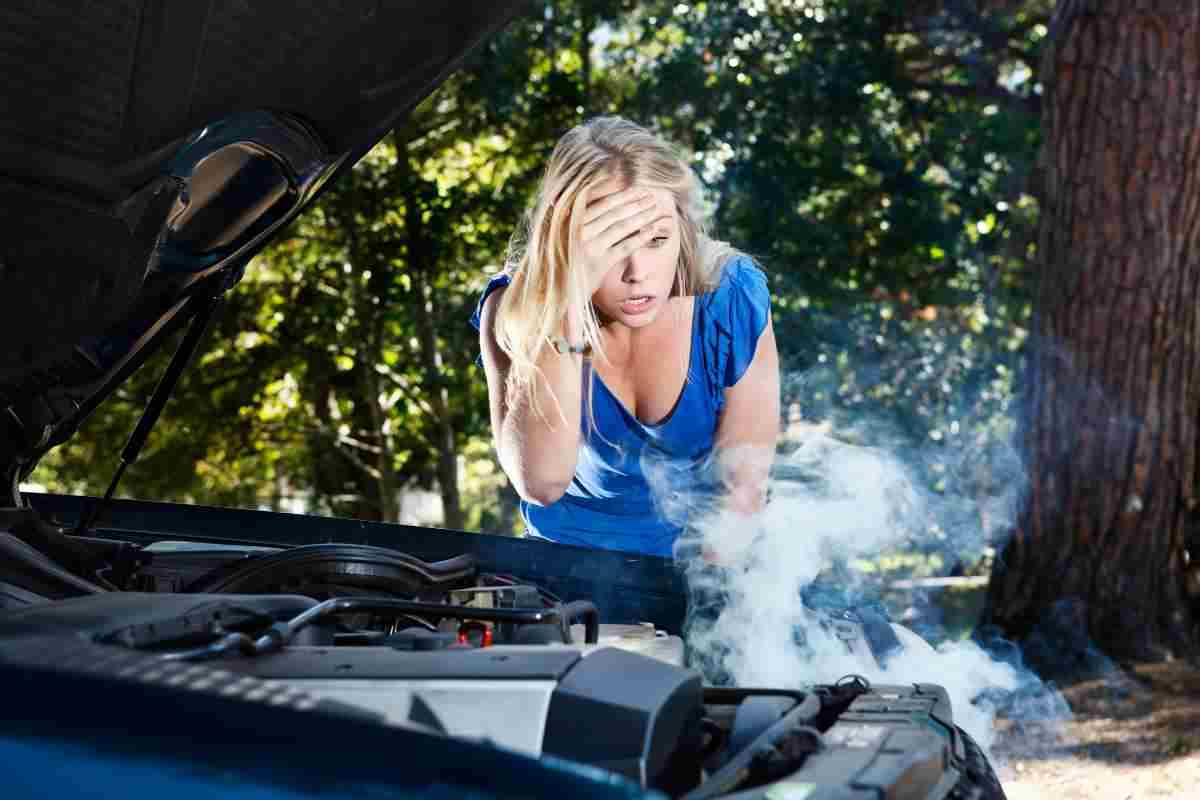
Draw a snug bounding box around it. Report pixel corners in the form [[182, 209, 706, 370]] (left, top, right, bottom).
[[646, 418, 1071, 759]]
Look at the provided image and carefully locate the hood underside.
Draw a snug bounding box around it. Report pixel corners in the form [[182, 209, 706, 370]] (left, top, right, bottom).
[[0, 0, 529, 499]]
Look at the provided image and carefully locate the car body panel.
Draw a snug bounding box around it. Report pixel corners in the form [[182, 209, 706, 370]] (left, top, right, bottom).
[[0, 0, 529, 494], [24, 491, 690, 632]]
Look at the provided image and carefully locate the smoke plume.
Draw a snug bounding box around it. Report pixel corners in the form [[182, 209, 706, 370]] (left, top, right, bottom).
[[647, 422, 1071, 758]]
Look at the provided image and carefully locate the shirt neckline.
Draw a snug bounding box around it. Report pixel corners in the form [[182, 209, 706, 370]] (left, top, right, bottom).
[[590, 296, 699, 429]]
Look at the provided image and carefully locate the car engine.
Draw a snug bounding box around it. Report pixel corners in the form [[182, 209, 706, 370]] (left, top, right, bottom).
[[0, 531, 1005, 800]]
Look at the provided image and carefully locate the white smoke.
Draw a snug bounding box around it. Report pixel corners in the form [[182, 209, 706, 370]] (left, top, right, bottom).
[[649, 428, 1070, 758]]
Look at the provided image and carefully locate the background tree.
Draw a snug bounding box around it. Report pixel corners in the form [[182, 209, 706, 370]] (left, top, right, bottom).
[[981, 1, 1200, 664]]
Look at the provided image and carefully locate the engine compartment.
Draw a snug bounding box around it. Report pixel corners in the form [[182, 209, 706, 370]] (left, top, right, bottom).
[[0, 520, 988, 800]]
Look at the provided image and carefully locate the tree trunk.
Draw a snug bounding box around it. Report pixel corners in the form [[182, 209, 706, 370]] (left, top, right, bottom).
[[410, 263, 465, 530], [344, 201, 398, 523], [361, 355, 399, 523], [981, 0, 1200, 664], [579, 0, 595, 112], [396, 151, 465, 531]]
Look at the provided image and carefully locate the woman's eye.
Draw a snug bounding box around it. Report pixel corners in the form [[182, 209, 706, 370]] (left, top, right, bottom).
[[648, 235, 669, 247]]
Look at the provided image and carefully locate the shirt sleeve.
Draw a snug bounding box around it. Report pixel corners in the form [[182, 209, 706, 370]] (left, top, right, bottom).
[[469, 272, 512, 331], [469, 272, 512, 366], [713, 257, 771, 388]]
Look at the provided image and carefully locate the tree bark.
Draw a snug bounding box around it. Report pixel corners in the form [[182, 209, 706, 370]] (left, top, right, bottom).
[[579, 0, 595, 112], [410, 262, 465, 530], [396, 152, 465, 531], [344, 199, 398, 523], [981, 0, 1200, 663]]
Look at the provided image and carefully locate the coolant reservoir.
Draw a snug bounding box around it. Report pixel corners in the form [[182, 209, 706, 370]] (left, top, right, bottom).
[[568, 622, 686, 668]]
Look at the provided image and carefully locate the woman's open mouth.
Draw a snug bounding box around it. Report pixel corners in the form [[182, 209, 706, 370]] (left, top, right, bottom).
[[619, 295, 656, 315]]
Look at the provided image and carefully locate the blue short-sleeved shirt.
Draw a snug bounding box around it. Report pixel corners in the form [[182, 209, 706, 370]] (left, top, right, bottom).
[[469, 256, 771, 557]]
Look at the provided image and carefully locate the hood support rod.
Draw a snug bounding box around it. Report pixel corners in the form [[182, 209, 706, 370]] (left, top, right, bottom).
[[76, 292, 223, 535]]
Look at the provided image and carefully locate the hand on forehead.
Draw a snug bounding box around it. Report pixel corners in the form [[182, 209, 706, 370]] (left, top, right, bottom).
[[586, 177, 674, 216]]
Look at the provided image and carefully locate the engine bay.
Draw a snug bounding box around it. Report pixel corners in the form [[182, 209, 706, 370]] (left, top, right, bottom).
[[0, 511, 993, 800]]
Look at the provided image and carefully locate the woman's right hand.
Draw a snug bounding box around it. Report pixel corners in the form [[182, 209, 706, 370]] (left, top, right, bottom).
[[575, 183, 668, 294]]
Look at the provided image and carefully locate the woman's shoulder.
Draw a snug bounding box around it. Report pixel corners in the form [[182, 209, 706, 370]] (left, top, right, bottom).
[[696, 255, 771, 389], [469, 271, 513, 331], [700, 255, 770, 317]]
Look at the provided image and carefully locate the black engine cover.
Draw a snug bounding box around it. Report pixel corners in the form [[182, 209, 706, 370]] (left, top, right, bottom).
[[543, 647, 705, 794]]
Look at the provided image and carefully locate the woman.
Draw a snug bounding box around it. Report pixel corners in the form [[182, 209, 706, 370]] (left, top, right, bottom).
[[471, 116, 780, 558]]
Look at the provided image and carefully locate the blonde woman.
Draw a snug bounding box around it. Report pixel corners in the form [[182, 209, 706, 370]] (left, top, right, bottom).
[[471, 116, 780, 558]]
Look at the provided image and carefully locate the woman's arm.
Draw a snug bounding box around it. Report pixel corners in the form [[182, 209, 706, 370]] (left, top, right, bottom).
[[480, 186, 666, 507], [478, 286, 585, 506], [713, 313, 781, 514]]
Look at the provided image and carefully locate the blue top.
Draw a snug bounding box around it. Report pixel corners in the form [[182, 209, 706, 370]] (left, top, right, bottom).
[[469, 256, 771, 557]]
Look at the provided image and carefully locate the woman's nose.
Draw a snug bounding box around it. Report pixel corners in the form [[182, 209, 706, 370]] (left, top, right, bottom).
[[621, 250, 652, 283]]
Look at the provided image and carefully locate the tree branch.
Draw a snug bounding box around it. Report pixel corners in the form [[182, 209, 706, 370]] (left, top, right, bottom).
[[910, 80, 1040, 114], [377, 364, 444, 423]]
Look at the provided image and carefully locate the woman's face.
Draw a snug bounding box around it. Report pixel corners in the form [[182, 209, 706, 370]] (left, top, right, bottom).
[[586, 179, 682, 329]]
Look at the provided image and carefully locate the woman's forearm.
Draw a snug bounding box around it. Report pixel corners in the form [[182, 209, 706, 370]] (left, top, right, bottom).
[[716, 443, 774, 515], [497, 324, 586, 506]]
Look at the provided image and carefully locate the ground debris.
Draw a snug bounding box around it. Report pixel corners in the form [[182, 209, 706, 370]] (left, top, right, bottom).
[[992, 660, 1200, 799]]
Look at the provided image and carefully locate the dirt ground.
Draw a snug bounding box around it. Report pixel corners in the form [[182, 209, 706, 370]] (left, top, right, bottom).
[[990, 659, 1200, 799]]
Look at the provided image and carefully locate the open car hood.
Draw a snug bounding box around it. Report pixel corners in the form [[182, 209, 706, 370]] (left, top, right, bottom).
[[0, 0, 529, 503]]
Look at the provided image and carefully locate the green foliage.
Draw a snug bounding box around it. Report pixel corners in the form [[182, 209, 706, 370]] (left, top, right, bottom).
[[31, 0, 1049, 541]]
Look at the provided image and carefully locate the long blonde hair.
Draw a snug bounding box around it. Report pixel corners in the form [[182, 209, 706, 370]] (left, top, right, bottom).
[[495, 116, 741, 427]]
